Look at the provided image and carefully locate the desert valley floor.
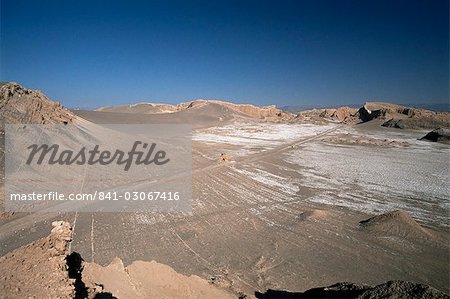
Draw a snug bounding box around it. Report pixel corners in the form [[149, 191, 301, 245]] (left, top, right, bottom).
[[1, 104, 449, 297]]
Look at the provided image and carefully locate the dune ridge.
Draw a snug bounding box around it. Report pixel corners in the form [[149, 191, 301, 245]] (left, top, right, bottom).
[[359, 210, 436, 241]]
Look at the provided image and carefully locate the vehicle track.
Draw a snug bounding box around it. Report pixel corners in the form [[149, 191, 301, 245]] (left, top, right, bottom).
[[0, 124, 342, 253]]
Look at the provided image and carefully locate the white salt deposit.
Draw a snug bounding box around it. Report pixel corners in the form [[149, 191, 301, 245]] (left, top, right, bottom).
[[285, 141, 450, 226]]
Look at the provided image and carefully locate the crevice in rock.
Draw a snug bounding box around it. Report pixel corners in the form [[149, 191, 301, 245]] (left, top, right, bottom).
[[66, 252, 88, 299]]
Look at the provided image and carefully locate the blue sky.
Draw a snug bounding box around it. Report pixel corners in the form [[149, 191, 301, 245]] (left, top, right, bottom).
[[1, 0, 448, 108]]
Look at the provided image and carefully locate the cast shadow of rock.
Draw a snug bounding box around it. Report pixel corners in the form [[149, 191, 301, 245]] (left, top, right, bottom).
[[66, 252, 89, 299]]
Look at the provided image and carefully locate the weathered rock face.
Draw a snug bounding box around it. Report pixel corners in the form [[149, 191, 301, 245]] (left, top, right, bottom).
[[309, 101, 450, 130], [0, 221, 234, 299], [319, 107, 359, 123], [49, 221, 73, 256], [355, 102, 415, 122], [82, 257, 235, 299], [0, 82, 75, 124], [308, 104, 386, 124], [420, 128, 450, 143], [359, 281, 449, 299], [332, 107, 358, 122], [0, 221, 74, 298], [256, 281, 449, 299], [357, 105, 387, 122], [361, 102, 450, 129]]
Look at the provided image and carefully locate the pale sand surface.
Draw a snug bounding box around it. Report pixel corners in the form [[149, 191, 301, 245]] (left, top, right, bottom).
[[0, 107, 448, 297]]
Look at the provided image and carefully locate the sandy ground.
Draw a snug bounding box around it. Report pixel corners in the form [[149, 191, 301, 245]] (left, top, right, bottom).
[[0, 109, 449, 297]]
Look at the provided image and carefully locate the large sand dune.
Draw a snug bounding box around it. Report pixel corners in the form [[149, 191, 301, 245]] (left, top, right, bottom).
[[97, 99, 291, 121], [75, 101, 252, 129]]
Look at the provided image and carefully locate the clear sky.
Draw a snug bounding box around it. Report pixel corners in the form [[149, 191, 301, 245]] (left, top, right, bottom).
[[1, 0, 448, 108]]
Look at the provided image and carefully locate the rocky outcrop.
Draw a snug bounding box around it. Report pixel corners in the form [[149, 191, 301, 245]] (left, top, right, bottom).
[[360, 280, 449, 299], [309, 102, 450, 130], [355, 102, 417, 123], [256, 281, 449, 298], [319, 107, 358, 123], [0, 82, 75, 124], [420, 128, 450, 143], [82, 257, 234, 299], [0, 221, 74, 298], [360, 102, 449, 129], [0, 220, 448, 298], [0, 221, 234, 299], [357, 105, 387, 122]]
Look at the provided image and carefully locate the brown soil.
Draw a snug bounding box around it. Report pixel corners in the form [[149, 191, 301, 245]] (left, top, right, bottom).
[[0, 221, 74, 299]]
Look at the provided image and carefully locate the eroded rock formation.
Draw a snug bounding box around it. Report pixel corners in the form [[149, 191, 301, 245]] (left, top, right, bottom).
[[0, 82, 75, 124], [0, 221, 74, 298]]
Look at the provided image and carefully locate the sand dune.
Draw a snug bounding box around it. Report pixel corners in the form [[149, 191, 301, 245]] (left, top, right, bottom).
[[97, 102, 180, 114], [298, 209, 332, 220], [97, 99, 291, 121], [359, 210, 436, 241], [75, 101, 253, 129]]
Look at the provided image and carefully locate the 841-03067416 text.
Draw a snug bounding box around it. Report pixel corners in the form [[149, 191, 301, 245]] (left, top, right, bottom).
[[9, 191, 181, 201]]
